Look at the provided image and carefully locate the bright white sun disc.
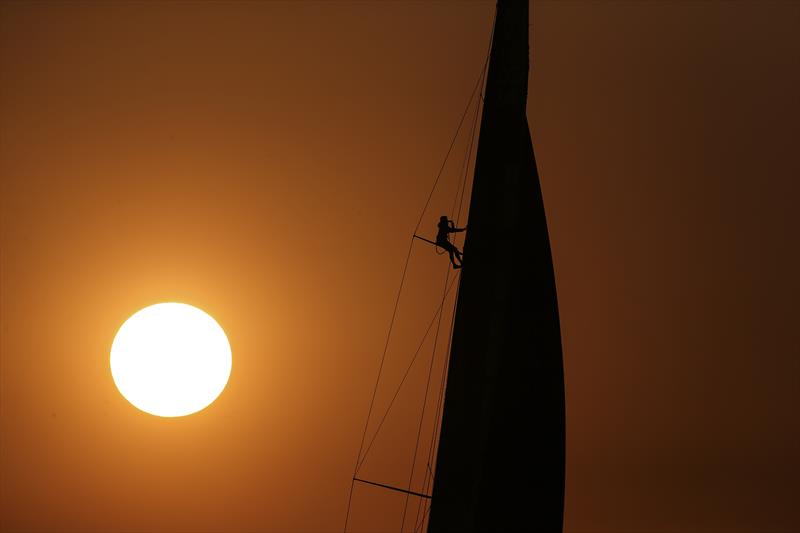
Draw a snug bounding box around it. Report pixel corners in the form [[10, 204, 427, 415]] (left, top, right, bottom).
[[110, 303, 232, 417]]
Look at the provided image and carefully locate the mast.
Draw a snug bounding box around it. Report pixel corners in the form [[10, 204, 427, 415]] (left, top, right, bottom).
[[428, 0, 565, 531]]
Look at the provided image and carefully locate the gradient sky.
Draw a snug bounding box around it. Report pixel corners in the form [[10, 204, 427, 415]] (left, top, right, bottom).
[[1, 1, 798, 532]]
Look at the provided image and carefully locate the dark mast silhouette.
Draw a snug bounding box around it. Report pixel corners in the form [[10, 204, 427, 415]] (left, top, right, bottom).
[[427, 0, 565, 531]]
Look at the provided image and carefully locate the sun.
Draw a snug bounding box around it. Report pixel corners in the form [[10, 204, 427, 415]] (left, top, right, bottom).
[[110, 303, 232, 417]]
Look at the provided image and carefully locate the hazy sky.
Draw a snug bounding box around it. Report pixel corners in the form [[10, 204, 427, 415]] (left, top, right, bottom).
[[1, 1, 798, 532]]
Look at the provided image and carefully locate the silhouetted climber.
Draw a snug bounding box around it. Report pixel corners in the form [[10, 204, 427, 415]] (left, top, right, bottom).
[[436, 215, 466, 269]]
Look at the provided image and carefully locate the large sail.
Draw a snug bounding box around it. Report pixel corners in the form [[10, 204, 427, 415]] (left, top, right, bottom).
[[428, 1, 565, 531]]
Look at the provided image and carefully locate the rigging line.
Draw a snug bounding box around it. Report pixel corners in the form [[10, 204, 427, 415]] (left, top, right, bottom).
[[448, 104, 472, 219], [415, 15, 494, 532], [446, 65, 484, 262], [343, 479, 356, 533], [414, 494, 433, 533], [414, 12, 495, 531], [409, 91, 481, 530], [400, 264, 452, 532], [414, 500, 433, 533], [348, 7, 497, 531], [359, 3, 491, 467], [413, 52, 492, 236], [416, 275, 461, 529], [415, 275, 462, 533], [347, 65, 480, 531], [449, 79, 481, 221], [456, 65, 484, 230], [413, 60, 484, 528], [356, 271, 461, 473], [454, 4, 491, 231], [344, 234, 415, 533], [412, 459, 433, 533], [423, 192, 476, 521]]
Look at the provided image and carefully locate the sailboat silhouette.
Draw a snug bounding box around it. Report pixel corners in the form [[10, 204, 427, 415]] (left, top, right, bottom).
[[346, 1, 565, 531], [428, 1, 565, 530]]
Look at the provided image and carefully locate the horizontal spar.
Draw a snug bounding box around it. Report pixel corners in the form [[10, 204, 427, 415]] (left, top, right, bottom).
[[353, 477, 432, 499], [413, 234, 438, 247]]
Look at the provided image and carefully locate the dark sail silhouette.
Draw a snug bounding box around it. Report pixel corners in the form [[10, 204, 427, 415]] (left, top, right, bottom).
[[427, 1, 565, 531]]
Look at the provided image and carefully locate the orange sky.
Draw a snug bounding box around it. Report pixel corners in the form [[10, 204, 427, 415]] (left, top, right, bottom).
[[1, 2, 798, 532]]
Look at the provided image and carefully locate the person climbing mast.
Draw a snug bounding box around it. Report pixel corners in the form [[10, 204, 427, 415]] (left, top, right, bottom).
[[436, 215, 466, 269]]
